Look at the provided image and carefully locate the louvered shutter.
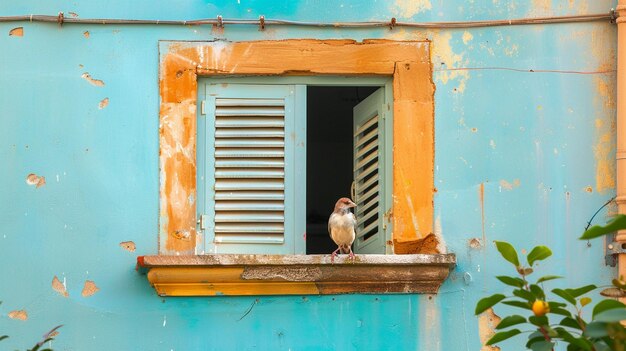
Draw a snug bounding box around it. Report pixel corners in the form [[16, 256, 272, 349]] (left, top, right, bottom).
[[202, 84, 305, 254], [353, 88, 387, 254]]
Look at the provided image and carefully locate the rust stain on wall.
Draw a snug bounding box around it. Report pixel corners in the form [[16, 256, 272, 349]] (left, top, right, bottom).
[[98, 97, 109, 109], [26, 173, 46, 188], [478, 308, 502, 351], [119, 241, 136, 252], [51, 276, 68, 297], [83, 31, 90, 38], [81, 72, 105, 87], [81, 280, 99, 297], [8, 310, 28, 321], [593, 79, 616, 194], [9, 27, 23, 37]]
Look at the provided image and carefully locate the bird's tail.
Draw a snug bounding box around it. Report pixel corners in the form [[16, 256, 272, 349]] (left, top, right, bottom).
[[339, 245, 351, 254]]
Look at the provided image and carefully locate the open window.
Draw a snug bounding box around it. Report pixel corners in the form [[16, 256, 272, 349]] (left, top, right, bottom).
[[141, 40, 454, 297], [197, 81, 390, 255]]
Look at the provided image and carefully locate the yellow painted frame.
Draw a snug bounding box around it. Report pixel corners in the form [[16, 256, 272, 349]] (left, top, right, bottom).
[[159, 39, 435, 255]]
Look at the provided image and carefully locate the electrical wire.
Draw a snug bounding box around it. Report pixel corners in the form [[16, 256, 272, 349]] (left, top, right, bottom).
[[0, 12, 616, 29]]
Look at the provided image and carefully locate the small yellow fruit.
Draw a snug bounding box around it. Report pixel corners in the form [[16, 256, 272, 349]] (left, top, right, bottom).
[[532, 300, 550, 316]]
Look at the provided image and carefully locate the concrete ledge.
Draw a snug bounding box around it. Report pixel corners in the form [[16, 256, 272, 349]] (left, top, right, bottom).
[[138, 254, 456, 296]]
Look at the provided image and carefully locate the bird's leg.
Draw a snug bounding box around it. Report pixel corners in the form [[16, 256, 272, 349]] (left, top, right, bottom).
[[331, 247, 341, 264], [348, 246, 355, 261]]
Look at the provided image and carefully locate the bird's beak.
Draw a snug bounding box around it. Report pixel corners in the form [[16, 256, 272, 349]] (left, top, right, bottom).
[[349, 201, 357, 208]]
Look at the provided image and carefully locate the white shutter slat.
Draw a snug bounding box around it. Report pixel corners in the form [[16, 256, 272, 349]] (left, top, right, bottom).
[[213, 95, 287, 246]]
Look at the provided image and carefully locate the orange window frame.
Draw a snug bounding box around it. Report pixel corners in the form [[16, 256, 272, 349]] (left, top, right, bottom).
[[158, 39, 435, 255]]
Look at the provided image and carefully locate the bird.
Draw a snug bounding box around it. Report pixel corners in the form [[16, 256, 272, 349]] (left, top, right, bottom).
[[328, 197, 357, 263]]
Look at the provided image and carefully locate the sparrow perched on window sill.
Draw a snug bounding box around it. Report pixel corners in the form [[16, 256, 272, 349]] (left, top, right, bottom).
[[328, 197, 357, 263]]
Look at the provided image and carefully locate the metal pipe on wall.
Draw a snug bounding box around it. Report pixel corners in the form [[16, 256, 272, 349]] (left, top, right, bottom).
[[617, 1, 626, 282]]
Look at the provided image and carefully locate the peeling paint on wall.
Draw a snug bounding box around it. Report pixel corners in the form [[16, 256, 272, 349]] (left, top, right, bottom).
[[51, 276, 68, 297], [9, 27, 23, 37], [81, 280, 99, 297], [431, 31, 470, 93], [462, 31, 473, 45], [83, 31, 90, 38], [8, 310, 28, 321], [390, 0, 432, 18], [26, 173, 46, 188], [469, 238, 482, 249], [499, 179, 520, 191], [81, 72, 105, 87], [119, 241, 136, 252], [478, 308, 502, 351], [593, 81, 616, 194], [98, 97, 109, 109]]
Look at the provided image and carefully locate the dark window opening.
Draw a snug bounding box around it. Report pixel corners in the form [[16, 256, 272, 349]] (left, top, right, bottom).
[[306, 86, 378, 254]]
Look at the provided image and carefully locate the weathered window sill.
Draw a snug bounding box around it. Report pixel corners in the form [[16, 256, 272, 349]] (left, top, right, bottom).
[[137, 254, 456, 296]]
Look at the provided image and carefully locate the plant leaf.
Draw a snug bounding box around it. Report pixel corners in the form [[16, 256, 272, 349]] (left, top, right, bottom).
[[565, 284, 597, 298], [513, 288, 535, 302], [527, 246, 552, 266], [555, 327, 592, 350], [475, 294, 506, 315], [584, 322, 609, 338], [549, 306, 572, 317], [560, 316, 582, 330], [529, 340, 556, 351], [592, 299, 626, 319], [496, 276, 525, 288], [580, 297, 592, 307], [529, 284, 545, 300], [537, 275, 562, 284], [552, 288, 576, 305], [580, 214, 626, 240], [495, 315, 527, 329], [526, 331, 544, 348], [594, 308, 626, 323], [529, 315, 549, 327], [485, 329, 522, 345], [501, 300, 531, 310], [0, 335, 7, 342], [494, 241, 520, 267], [612, 278, 626, 290]]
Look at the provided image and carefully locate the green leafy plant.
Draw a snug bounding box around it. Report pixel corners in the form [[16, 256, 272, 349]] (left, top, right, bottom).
[[476, 215, 626, 351]]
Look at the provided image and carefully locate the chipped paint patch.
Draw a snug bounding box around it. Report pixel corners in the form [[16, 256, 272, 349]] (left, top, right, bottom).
[[489, 140, 496, 149], [432, 31, 470, 93], [478, 308, 502, 351], [52, 275, 68, 297], [119, 241, 136, 252], [499, 179, 520, 191], [462, 31, 473, 45], [98, 97, 109, 109], [9, 27, 23, 37], [83, 31, 90, 38], [8, 310, 28, 320], [81, 72, 105, 87], [390, 0, 432, 18], [81, 280, 99, 297], [68, 12, 79, 17], [479, 183, 486, 243], [469, 238, 482, 249], [585, 186, 593, 193], [26, 173, 46, 188], [504, 44, 519, 57], [530, 0, 551, 15]]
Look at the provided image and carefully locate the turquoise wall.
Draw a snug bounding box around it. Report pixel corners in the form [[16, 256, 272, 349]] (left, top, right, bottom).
[[0, 0, 618, 349]]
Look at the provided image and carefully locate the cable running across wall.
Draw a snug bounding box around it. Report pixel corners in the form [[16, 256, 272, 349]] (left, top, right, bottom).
[[0, 12, 616, 29]]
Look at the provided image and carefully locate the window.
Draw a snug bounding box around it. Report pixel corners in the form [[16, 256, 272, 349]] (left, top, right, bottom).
[[196, 79, 392, 255], [157, 39, 436, 256], [142, 40, 452, 296]]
